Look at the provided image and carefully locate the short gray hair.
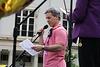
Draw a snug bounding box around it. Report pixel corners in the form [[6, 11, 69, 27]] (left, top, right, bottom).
[[45, 7, 60, 20]]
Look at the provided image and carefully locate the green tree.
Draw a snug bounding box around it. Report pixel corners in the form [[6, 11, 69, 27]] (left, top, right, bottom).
[[65, 47, 79, 67]]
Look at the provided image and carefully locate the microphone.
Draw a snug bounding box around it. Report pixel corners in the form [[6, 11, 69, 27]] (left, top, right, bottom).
[[31, 25, 48, 43], [43, 25, 48, 29], [37, 25, 48, 35]]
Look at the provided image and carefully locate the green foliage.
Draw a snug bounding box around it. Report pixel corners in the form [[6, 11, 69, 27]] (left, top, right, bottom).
[[65, 47, 79, 67]]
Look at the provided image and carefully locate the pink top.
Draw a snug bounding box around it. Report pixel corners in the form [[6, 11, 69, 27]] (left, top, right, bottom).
[[43, 24, 68, 67]]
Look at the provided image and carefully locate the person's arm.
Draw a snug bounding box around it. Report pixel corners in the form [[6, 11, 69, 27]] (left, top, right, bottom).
[[31, 29, 68, 52], [39, 34, 44, 45], [37, 28, 45, 45], [31, 44, 64, 52], [43, 44, 64, 52], [68, 0, 89, 23]]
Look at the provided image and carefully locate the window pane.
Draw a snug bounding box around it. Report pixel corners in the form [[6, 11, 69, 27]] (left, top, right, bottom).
[[63, 13, 66, 19], [63, 21, 67, 26], [16, 17, 20, 24], [16, 11, 21, 16], [29, 25, 33, 31], [17, 26, 20, 30], [22, 25, 27, 30], [29, 18, 34, 25], [63, 21, 67, 30], [1, 54, 8, 60], [22, 18, 27, 24], [28, 31, 33, 37], [25, 56, 31, 62], [63, 26, 67, 30], [38, 57, 43, 63], [21, 31, 26, 36], [30, 11, 34, 17], [23, 10, 28, 16]]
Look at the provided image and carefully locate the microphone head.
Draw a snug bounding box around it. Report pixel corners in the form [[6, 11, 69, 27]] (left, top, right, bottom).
[[43, 25, 48, 29]]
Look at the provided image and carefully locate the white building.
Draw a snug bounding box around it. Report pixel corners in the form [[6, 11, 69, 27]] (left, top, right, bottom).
[[0, 0, 78, 67]]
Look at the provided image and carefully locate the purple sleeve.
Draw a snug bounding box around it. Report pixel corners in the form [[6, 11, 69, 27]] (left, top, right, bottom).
[[68, 0, 89, 23]]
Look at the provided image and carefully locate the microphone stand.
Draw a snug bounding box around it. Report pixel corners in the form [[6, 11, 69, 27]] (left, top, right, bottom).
[[22, 53, 26, 67], [9, 32, 42, 67], [63, 0, 73, 67], [67, 0, 73, 67], [11, 0, 47, 67]]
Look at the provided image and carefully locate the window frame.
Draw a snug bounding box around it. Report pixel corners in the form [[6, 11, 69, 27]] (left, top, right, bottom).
[[15, 9, 35, 37]]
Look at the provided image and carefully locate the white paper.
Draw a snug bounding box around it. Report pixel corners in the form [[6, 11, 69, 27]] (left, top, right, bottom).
[[19, 39, 40, 56]]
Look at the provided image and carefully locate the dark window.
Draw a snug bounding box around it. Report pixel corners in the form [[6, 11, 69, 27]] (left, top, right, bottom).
[[38, 57, 43, 63], [1, 54, 8, 60], [63, 21, 67, 30], [21, 30, 27, 36], [63, 13, 67, 30], [23, 10, 28, 16], [30, 11, 34, 17], [25, 56, 31, 62], [15, 10, 34, 37], [16, 55, 31, 62], [17, 11, 21, 16], [29, 18, 34, 25]]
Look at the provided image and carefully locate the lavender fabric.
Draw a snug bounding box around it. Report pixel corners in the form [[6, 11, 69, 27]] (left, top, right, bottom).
[[45, 37, 49, 55]]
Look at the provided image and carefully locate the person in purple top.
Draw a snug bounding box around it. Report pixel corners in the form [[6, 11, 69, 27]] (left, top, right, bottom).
[[67, 0, 100, 67]]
